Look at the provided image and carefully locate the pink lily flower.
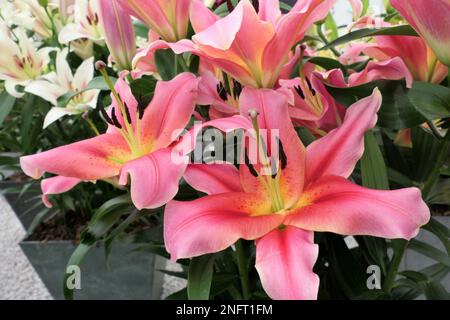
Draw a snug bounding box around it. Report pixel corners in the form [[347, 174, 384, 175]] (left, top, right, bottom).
[[164, 87, 430, 300], [136, 0, 335, 88], [339, 34, 448, 84], [41, 176, 82, 208], [117, 0, 191, 42], [98, 0, 136, 71], [21, 73, 199, 210], [391, 0, 450, 67]]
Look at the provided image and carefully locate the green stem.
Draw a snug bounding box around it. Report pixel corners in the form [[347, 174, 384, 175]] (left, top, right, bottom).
[[235, 240, 251, 300], [177, 55, 189, 72], [316, 24, 340, 57], [84, 116, 100, 136], [383, 240, 408, 293]]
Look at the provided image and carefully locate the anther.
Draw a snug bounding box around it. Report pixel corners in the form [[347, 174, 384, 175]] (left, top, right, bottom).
[[277, 137, 288, 170], [244, 148, 259, 178], [137, 99, 146, 120], [216, 82, 228, 101], [98, 106, 114, 126], [233, 80, 242, 99], [294, 85, 305, 99], [305, 78, 316, 96], [111, 107, 122, 129], [226, 0, 234, 12], [124, 102, 132, 124]]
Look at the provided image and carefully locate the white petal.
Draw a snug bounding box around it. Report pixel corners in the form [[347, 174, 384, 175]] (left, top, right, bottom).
[[43, 107, 78, 128], [25, 80, 64, 105], [73, 56, 94, 90]]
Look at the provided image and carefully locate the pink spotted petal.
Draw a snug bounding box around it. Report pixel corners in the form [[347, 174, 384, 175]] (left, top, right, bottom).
[[20, 134, 130, 181], [119, 147, 187, 210], [305, 89, 381, 184], [255, 226, 319, 300], [184, 164, 243, 195], [285, 176, 430, 240], [164, 192, 283, 260]]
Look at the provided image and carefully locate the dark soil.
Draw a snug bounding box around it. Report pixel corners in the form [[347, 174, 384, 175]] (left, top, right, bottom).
[[26, 211, 88, 243]]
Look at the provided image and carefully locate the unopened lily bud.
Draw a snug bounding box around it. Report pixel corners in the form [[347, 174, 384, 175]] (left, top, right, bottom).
[[95, 60, 107, 71]]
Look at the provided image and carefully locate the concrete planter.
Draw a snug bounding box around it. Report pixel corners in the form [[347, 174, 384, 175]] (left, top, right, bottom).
[[19, 240, 165, 300]]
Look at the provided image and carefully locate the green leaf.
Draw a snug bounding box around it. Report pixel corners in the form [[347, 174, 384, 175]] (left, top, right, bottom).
[[422, 218, 450, 255], [423, 282, 449, 300], [307, 57, 347, 72], [409, 240, 450, 267], [166, 288, 188, 300], [361, 131, 389, 190], [411, 127, 441, 182], [326, 80, 426, 129], [408, 81, 450, 121], [0, 92, 16, 125], [187, 254, 215, 300], [133, 21, 149, 39], [320, 25, 418, 50], [57, 76, 115, 108], [81, 194, 133, 244], [324, 13, 338, 40], [38, 0, 48, 7], [155, 49, 176, 80]]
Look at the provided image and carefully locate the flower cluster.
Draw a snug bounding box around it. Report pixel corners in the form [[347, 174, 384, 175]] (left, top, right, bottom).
[[2, 0, 449, 300]]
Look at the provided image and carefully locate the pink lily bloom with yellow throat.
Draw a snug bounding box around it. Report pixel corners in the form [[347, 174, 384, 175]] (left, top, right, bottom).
[[21, 72, 199, 210], [391, 0, 450, 67], [117, 0, 191, 42], [164, 88, 430, 299], [137, 0, 335, 88]]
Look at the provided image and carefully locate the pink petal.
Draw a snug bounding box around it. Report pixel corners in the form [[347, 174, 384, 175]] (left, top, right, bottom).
[[285, 176, 430, 240], [190, 0, 219, 33], [305, 89, 382, 184], [41, 176, 82, 208], [258, 0, 282, 24], [119, 147, 187, 210], [348, 57, 413, 88], [20, 134, 130, 180], [391, 0, 450, 66], [140, 73, 199, 150], [184, 164, 243, 195], [255, 226, 319, 300], [164, 192, 283, 260], [261, 0, 335, 87]]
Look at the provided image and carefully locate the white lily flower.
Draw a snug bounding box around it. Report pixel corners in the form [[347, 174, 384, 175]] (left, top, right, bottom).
[[0, 24, 54, 97], [58, 0, 104, 45], [25, 48, 99, 128]]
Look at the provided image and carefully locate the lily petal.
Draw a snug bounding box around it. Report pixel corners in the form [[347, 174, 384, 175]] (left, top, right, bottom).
[[255, 226, 319, 300], [285, 176, 430, 240], [119, 147, 186, 209], [20, 133, 130, 180], [41, 176, 82, 208], [164, 192, 283, 260], [305, 89, 381, 184], [140, 73, 199, 150], [184, 163, 243, 195]]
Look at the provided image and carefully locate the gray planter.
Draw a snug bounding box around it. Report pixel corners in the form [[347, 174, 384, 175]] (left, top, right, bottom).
[[0, 180, 43, 230], [20, 241, 165, 300]]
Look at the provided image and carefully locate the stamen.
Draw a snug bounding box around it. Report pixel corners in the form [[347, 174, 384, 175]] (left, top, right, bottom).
[[277, 137, 288, 170], [226, 0, 234, 12], [111, 107, 122, 129], [294, 85, 305, 99], [233, 80, 242, 99], [98, 105, 114, 126], [251, 0, 259, 12], [244, 147, 259, 178], [216, 82, 228, 101], [124, 102, 132, 124], [305, 78, 316, 96]]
